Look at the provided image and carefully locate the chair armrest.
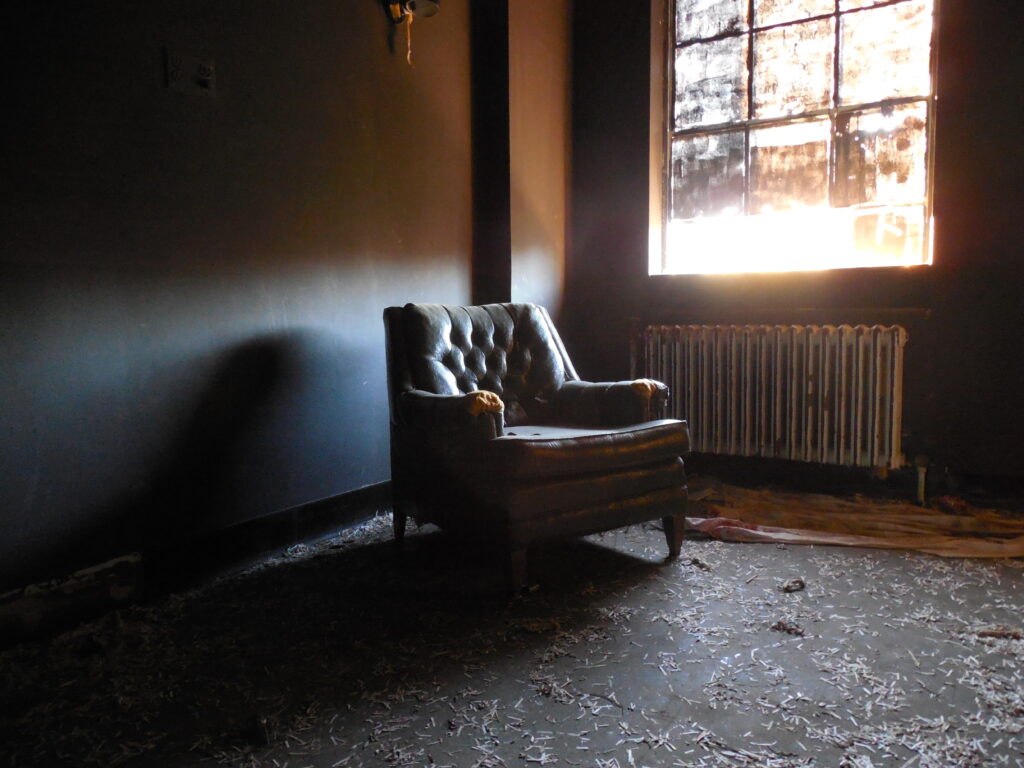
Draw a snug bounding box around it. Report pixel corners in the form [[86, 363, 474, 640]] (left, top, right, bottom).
[[397, 389, 505, 439], [552, 379, 669, 426]]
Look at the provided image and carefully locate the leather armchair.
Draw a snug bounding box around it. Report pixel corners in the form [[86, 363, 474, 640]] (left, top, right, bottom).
[[384, 303, 690, 590]]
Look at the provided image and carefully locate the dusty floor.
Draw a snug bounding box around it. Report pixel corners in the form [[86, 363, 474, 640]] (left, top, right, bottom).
[[3, 491, 1024, 767]]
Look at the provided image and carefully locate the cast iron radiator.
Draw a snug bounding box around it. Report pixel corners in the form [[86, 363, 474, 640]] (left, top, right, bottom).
[[633, 324, 908, 469]]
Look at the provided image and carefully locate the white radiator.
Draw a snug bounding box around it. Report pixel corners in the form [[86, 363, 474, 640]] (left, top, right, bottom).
[[635, 324, 908, 469]]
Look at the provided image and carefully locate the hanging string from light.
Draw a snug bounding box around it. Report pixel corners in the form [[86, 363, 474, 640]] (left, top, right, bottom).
[[385, 1, 440, 66], [405, 9, 414, 65]]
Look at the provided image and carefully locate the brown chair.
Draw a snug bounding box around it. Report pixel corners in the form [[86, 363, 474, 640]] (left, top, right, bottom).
[[383, 303, 690, 590]]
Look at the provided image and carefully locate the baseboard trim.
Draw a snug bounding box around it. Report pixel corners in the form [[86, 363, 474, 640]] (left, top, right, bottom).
[[0, 482, 392, 647], [145, 481, 392, 589]]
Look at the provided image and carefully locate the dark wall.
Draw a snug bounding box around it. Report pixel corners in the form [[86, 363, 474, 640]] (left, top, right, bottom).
[[568, 0, 1024, 478], [1, 0, 473, 589]]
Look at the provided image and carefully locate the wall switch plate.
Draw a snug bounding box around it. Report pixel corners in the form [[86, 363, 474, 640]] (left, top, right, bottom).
[[164, 48, 216, 96]]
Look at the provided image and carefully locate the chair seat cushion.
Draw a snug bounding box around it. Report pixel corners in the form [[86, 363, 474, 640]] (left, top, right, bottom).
[[483, 419, 689, 481]]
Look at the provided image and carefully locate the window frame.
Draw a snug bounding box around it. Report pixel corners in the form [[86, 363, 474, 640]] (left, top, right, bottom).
[[649, 0, 940, 276]]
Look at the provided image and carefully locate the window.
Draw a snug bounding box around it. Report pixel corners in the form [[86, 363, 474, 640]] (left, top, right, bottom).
[[653, 0, 936, 275]]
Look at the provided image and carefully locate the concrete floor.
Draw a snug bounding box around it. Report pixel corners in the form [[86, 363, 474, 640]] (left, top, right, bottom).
[[3, 504, 1024, 767]]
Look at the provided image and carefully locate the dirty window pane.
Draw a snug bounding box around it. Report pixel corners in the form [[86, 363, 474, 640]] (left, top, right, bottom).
[[835, 103, 928, 207], [753, 19, 834, 119], [662, 0, 934, 274], [750, 120, 829, 213], [754, 0, 833, 28], [676, 0, 748, 42], [671, 131, 746, 219], [851, 204, 926, 260], [675, 38, 749, 130], [840, 0, 932, 105], [839, 0, 888, 10]]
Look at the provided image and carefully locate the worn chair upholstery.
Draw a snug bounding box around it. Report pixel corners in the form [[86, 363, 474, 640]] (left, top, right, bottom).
[[384, 303, 690, 589]]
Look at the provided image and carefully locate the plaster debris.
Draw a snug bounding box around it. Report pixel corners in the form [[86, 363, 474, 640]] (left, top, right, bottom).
[[781, 578, 807, 593], [2, 482, 1024, 767]]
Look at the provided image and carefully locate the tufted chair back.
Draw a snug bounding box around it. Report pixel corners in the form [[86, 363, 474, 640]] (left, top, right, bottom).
[[385, 303, 580, 426]]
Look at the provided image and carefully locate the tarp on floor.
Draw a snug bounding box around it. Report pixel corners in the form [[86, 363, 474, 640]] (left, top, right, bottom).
[[686, 482, 1024, 558]]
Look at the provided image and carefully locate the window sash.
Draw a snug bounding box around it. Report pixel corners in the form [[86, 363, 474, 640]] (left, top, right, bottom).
[[674, 0, 924, 48], [661, 0, 936, 273]]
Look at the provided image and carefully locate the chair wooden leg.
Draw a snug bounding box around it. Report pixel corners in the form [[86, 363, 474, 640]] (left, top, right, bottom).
[[393, 510, 407, 546], [506, 548, 527, 594], [663, 513, 685, 558]]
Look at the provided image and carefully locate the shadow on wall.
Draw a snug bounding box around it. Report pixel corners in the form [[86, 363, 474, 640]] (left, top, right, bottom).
[[34, 336, 295, 588], [124, 329, 385, 574], [0, 336, 288, 639], [29, 332, 336, 585], [1, 328, 395, 641], [139, 336, 289, 543]]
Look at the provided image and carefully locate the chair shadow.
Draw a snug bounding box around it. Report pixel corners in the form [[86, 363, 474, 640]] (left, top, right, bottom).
[[145, 336, 289, 538], [3, 335, 294, 640]]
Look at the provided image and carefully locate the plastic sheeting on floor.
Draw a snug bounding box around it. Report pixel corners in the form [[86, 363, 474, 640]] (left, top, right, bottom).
[[686, 481, 1024, 558]]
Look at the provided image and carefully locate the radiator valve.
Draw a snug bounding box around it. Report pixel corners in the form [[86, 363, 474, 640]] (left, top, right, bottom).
[[913, 454, 929, 506]]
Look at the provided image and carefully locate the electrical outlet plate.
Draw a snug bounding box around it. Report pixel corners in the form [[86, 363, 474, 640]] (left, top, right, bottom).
[[164, 48, 216, 96]]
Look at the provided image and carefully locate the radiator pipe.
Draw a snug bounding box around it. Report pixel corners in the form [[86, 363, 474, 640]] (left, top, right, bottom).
[[914, 454, 929, 506]]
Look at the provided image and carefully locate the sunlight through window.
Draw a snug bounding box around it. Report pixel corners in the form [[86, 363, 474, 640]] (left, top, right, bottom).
[[657, 0, 935, 275]]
